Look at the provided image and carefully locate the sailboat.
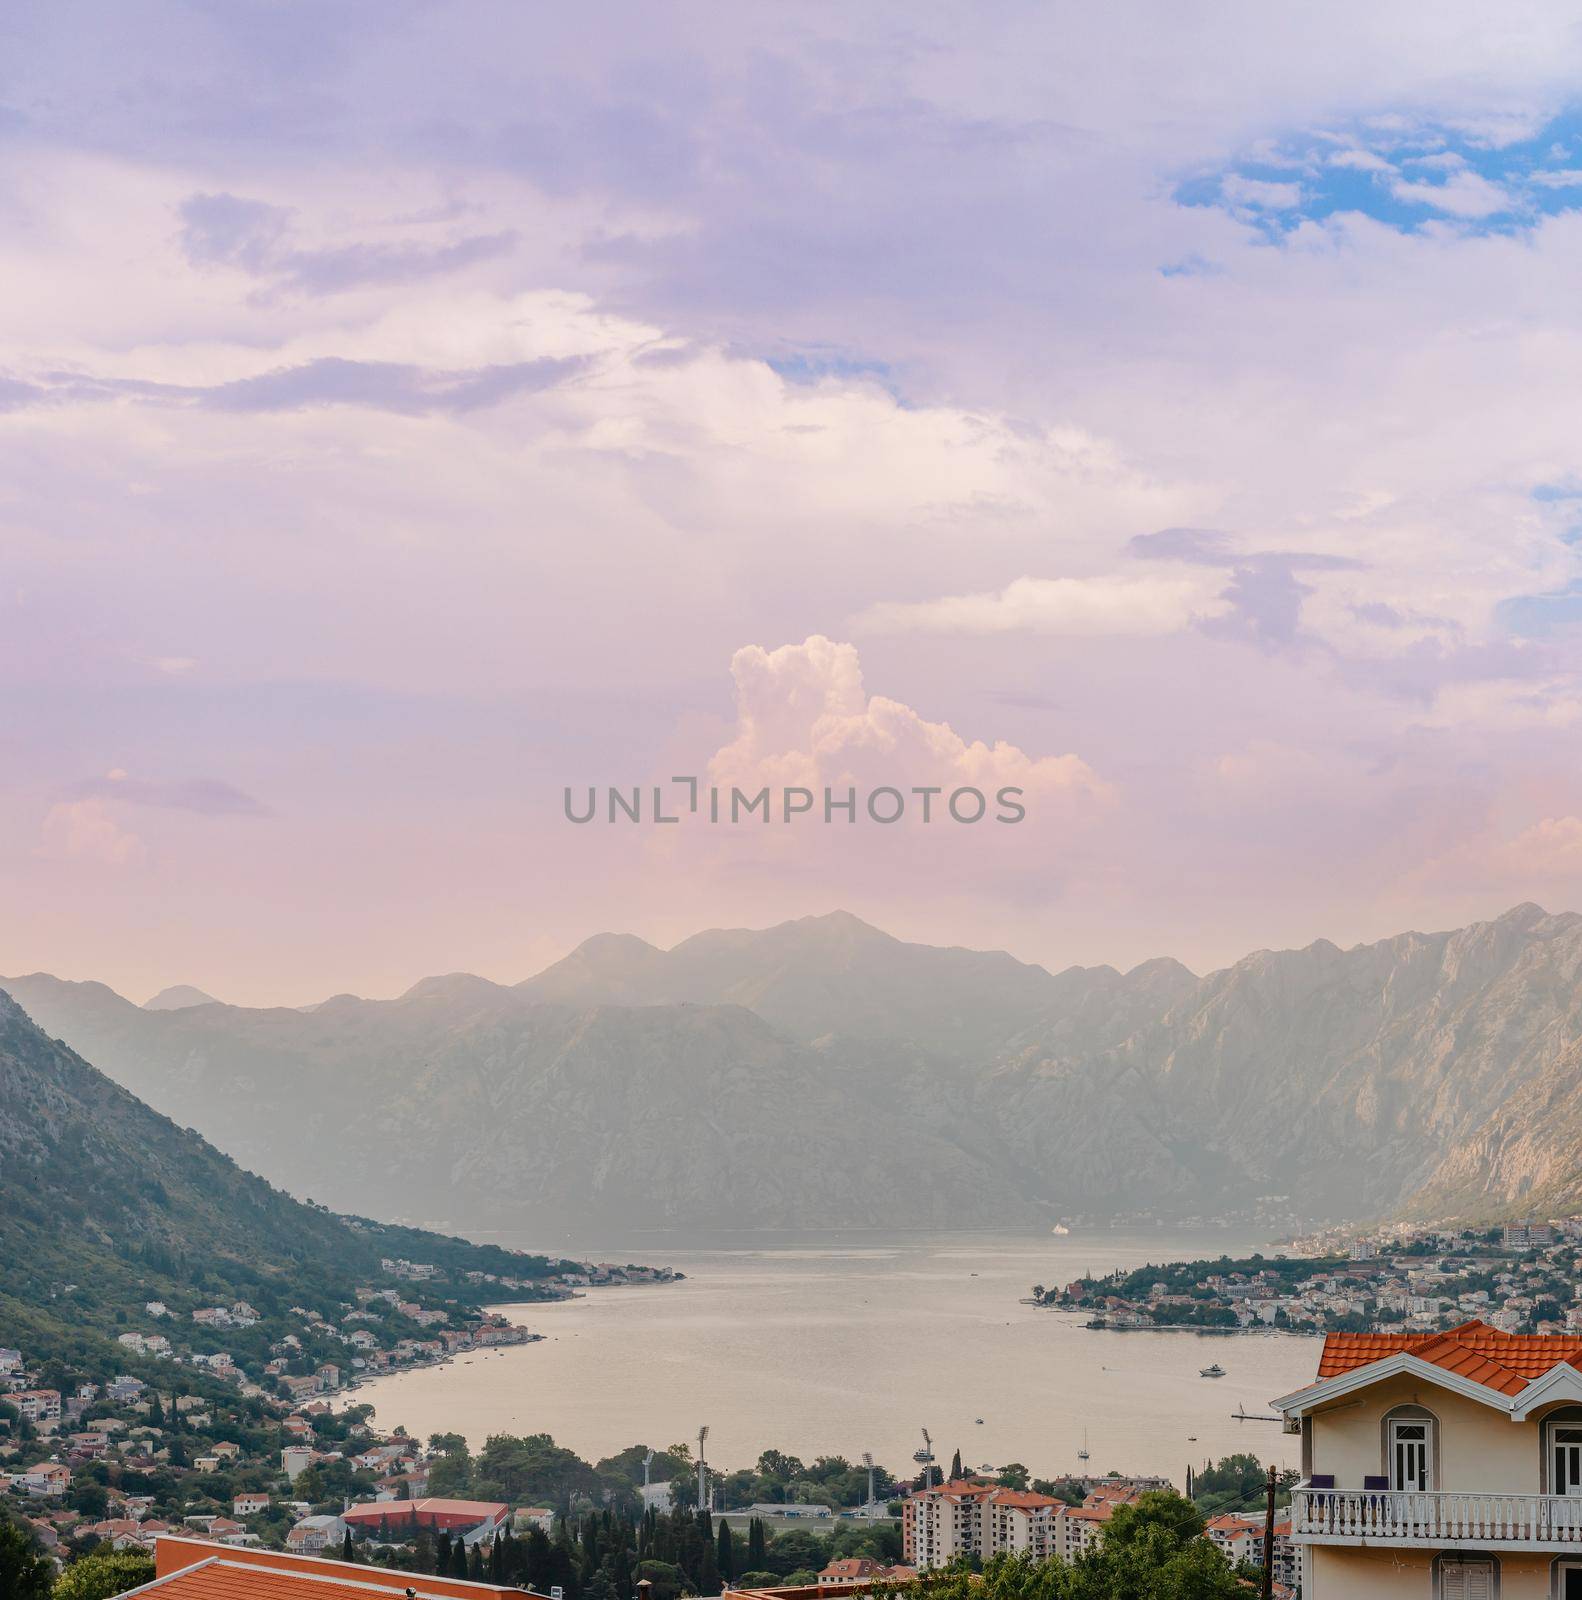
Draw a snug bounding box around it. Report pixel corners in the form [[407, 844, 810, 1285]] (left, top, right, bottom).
[[1077, 1429, 1090, 1463]]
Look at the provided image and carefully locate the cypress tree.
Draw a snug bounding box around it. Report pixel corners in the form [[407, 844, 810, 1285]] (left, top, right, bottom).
[[490, 1533, 503, 1583], [716, 1519, 735, 1580], [341, 1530, 355, 1563], [435, 1532, 452, 1576], [468, 1546, 484, 1582], [451, 1540, 469, 1580], [525, 1527, 554, 1593], [747, 1517, 766, 1569], [950, 1449, 962, 1482]]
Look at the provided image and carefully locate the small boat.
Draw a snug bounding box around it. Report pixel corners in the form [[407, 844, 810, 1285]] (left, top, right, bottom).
[[1200, 1363, 1226, 1378], [1077, 1430, 1090, 1462], [1051, 1224, 1070, 1235], [975, 1417, 984, 1425]]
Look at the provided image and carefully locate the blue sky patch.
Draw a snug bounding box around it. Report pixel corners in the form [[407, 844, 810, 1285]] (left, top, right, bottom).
[[1176, 108, 1582, 240]]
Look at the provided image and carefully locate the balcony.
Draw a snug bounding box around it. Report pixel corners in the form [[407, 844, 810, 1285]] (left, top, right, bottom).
[[1291, 1484, 1582, 1551]]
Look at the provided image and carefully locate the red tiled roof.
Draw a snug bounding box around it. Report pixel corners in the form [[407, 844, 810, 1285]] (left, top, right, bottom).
[[986, 1489, 1062, 1510], [342, 1498, 508, 1525], [150, 1537, 531, 1600], [1316, 1319, 1582, 1397]]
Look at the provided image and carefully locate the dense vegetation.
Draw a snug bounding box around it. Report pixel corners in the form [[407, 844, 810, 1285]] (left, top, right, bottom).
[[1189, 1454, 1296, 1518], [894, 1494, 1247, 1600], [351, 1503, 902, 1600], [0, 989, 574, 1362], [414, 1435, 900, 1517], [1065, 1254, 1348, 1304]]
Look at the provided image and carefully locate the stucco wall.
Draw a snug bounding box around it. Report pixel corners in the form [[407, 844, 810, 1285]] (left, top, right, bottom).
[[1310, 1373, 1548, 1493], [1310, 1544, 1576, 1597]]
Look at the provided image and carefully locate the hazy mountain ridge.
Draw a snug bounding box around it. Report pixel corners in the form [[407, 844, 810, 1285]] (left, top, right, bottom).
[[0, 989, 570, 1355], [9, 904, 1582, 1232], [0, 967, 1046, 1232]]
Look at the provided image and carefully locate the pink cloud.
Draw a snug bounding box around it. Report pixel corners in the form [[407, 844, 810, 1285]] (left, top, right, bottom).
[[35, 801, 148, 868]]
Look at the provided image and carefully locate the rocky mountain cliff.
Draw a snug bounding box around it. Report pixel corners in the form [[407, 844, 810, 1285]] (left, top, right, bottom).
[[9, 904, 1582, 1234]]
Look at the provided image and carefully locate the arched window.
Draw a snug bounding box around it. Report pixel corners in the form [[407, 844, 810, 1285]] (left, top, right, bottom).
[[1382, 1403, 1439, 1492], [1542, 1407, 1582, 1496]]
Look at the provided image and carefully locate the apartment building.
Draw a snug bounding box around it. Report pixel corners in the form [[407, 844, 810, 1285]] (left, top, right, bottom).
[[1274, 1318, 1582, 1598], [903, 1479, 1066, 1569]]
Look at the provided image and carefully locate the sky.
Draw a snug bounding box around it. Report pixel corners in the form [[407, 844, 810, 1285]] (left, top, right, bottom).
[[10, 2, 1582, 1003]]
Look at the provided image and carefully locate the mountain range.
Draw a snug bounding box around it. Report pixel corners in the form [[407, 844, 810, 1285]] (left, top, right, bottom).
[[7, 903, 1582, 1236]]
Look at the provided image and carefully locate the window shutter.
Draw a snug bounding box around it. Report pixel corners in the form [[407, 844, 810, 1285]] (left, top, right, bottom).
[[1441, 1560, 1495, 1600]]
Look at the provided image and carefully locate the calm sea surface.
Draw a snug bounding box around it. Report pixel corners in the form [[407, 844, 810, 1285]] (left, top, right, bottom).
[[350, 1230, 1313, 1485]]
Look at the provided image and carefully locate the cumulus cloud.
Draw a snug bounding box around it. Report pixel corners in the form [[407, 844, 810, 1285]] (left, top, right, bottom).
[[852, 574, 1223, 637], [35, 801, 147, 866], [1328, 148, 1395, 173], [708, 635, 1109, 811], [1389, 169, 1512, 217], [1221, 174, 1304, 211]]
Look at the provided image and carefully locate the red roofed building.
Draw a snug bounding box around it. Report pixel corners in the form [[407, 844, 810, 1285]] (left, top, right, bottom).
[[817, 1558, 880, 1585], [138, 1536, 545, 1600], [904, 1479, 1066, 1570], [1274, 1319, 1582, 1598], [1203, 1512, 1262, 1566], [341, 1497, 510, 1539]]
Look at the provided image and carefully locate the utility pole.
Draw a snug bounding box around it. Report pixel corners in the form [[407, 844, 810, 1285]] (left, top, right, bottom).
[[697, 1426, 710, 1512], [1260, 1463, 1277, 1600]]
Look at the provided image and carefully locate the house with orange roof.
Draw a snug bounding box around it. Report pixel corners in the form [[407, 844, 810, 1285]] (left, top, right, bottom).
[[1273, 1318, 1582, 1598], [1203, 1511, 1263, 1566]]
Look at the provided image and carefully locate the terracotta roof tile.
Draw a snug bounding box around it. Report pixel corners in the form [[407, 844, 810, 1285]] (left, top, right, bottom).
[[1316, 1319, 1582, 1396]]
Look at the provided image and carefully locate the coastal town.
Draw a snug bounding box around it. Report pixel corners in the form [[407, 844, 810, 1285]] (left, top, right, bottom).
[[1036, 1216, 1582, 1337], [2, 1293, 1302, 1597], [15, 1213, 1582, 1598]]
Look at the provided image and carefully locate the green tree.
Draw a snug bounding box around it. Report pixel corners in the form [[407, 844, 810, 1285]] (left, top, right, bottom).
[[0, 1521, 52, 1600], [54, 1548, 156, 1600], [996, 1464, 1030, 1491], [716, 1518, 735, 1580], [765, 1530, 825, 1579], [67, 1482, 110, 1519], [1101, 1490, 1205, 1553]]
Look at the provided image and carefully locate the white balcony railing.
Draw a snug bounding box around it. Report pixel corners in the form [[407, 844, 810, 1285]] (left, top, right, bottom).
[[1291, 1485, 1582, 1547]]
